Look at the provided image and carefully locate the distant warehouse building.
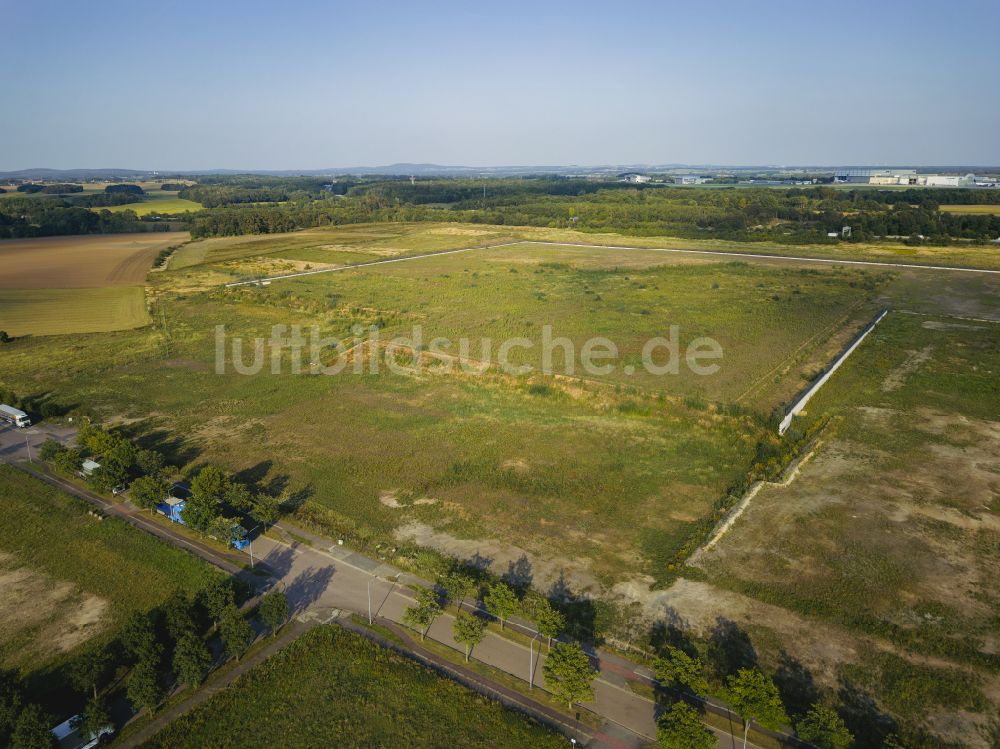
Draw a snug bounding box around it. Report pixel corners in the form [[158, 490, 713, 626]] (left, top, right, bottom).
[[673, 174, 709, 185], [834, 168, 975, 187]]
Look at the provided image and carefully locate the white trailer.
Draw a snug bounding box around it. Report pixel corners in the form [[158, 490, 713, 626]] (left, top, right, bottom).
[[0, 404, 31, 428]]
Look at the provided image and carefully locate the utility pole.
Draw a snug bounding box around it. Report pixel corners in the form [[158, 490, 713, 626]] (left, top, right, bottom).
[[529, 635, 536, 689], [24, 434, 31, 463], [368, 578, 374, 624]]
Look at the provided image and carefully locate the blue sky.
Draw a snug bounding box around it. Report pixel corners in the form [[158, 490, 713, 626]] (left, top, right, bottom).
[[2, 0, 998, 169]]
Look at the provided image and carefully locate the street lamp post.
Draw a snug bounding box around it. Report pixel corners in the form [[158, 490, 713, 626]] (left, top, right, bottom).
[[368, 578, 374, 625], [24, 434, 31, 463], [529, 634, 539, 689]]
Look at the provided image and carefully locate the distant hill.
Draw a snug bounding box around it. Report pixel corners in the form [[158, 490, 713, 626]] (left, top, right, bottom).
[[2, 164, 996, 180]]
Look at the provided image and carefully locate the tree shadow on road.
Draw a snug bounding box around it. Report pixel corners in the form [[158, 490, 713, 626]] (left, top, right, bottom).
[[284, 565, 336, 614]]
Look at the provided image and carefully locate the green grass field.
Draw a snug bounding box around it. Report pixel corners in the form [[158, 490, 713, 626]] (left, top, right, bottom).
[[251, 241, 885, 405], [100, 196, 203, 216], [139, 625, 567, 749], [0, 229, 919, 588], [0, 465, 223, 677], [938, 204, 1000, 215], [0, 286, 150, 336]]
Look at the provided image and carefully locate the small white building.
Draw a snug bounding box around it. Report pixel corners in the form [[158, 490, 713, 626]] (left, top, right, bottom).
[[80, 459, 101, 477], [674, 174, 708, 185], [620, 173, 651, 184]]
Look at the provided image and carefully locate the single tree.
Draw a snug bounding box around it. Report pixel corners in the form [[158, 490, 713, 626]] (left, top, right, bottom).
[[181, 494, 219, 532], [126, 657, 162, 714], [542, 642, 596, 710], [250, 493, 280, 531], [402, 587, 442, 641], [439, 569, 475, 609], [134, 448, 165, 476], [654, 645, 709, 696], [657, 702, 715, 749], [10, 704, 56, 749], [190, 465, 229, 503], [201, 579, 236, 625], [38, 439, 64, 462], [129, 474, 168, 512], [484, 581, 519, 630], [535, 600, 565, 651], [119, 611, 160, 663], [796, 704, 854, 749], [219, 606, 254, 662], [0, 331, 11, 344], [185, 465, 229, 530], [208, 515, 236, 546], [259, 591, 289, 637], [164, 592, 198, 641], [68, 646, 112, 700], [727, 668, 789, 749], [173, 634, 212, 688], [452, 612, 487, 662], [75, 696, 111, 741], [224, 482, 254, 512]]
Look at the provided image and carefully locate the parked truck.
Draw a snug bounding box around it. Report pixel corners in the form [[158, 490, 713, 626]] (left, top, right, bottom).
[[0, 404, 31, 428]]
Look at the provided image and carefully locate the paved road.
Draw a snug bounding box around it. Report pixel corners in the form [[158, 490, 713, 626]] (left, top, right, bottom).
[[2, 423, 767, 749]]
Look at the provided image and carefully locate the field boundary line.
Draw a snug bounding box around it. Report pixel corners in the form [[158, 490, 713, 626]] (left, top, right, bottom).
[[778, 308, 889, 435], [734, 299, 867, 405], [690, 439, 823, 562], [518, 240, 1000, 274], [896, 309, 1000, 325], [222, 241, 523, 287]]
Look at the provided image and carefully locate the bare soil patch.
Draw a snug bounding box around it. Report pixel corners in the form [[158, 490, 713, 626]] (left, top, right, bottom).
[[0, 552, 110, 667]]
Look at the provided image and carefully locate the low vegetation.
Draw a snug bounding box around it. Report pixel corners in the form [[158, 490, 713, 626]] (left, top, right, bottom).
[[139, 625, 567, 748]]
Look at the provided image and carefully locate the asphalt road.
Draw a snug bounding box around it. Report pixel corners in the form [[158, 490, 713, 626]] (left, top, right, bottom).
[[1, 422, 766, 749]]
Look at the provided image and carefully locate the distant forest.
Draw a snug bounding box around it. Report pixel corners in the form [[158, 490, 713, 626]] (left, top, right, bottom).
[[3, 175, 1000, 243]]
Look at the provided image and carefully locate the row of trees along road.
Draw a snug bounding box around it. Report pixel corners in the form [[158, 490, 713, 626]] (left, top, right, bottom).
[[655, 645, 856, 749], [401, 576, 598, 710]]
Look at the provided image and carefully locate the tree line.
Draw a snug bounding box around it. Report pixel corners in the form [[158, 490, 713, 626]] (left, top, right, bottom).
[[0, 197, 167, 238]]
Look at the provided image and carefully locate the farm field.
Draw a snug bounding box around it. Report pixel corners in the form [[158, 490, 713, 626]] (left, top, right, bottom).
[[690, 309, 1000, 745], [0, 465, 223, 679], [0, 286, 150, 336], [0, 232, 187, 288], [139, 625, 566, 749], [938, 204, 1000, 215], [0, 231, 185, 336], [99, 195, 203, 216]]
